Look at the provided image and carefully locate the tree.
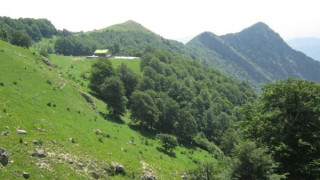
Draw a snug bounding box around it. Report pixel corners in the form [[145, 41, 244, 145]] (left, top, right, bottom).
[[29, 24, 42, 41], [100, 76, 127, 118], [113, 43, 120, 55], [240, 78, 320, 179], [116, 63, 139, 98], [176, 108, 198, 142], [156, 133, 178, 152], [205, 111, 234, 144], [89, 58, 115, 94], [155, 93, 179, 133], [0, 29, 8, 41], [40, 47, 49, 58], [11, 30, 31, 48], [230, 141, 286, 180], [130, 90, 158, 129]]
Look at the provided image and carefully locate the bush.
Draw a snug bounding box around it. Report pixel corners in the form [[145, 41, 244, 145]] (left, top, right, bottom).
[[193, 132, 222, 155], [40, 47, 49, 58], [156, 133, 178, 152], [11, 30, 31, 48]]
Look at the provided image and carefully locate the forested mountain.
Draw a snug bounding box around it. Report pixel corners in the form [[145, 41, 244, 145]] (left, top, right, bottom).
[[186, 22, 320, 89], [186, 31, 269, 89], [287, 37, 320, 61], [54, 20, 187, 56], [89, 49, 256, 149]]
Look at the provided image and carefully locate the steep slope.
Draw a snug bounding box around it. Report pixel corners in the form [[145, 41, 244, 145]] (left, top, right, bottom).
[[221, 22, 320, 83], [85, 20, 187, 56], [0, 40, 215, 179], [186, 32, 269, 89], [287, 37, 320, 61], [187, 22, 320, 88]]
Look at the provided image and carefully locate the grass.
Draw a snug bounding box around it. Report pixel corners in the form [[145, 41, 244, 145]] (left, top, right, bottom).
[[0, 41, 215, 179]]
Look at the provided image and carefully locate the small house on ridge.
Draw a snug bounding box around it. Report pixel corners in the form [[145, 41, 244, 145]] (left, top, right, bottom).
[[94, 49, 111, 57]]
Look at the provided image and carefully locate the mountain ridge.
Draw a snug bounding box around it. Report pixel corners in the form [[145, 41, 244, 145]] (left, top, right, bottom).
[[186, 22, 320, 89]]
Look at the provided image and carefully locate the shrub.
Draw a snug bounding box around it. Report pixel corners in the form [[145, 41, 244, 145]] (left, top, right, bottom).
[[156, 133, 178, 152]]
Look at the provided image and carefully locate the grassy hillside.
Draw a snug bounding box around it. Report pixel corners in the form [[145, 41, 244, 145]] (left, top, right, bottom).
[[0, 41, 215, 179]]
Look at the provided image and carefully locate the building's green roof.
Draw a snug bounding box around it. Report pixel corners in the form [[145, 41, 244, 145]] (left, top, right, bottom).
[[94, 49, 109, 54]]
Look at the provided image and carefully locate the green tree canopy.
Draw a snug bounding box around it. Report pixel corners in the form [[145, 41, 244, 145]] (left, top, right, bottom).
[[239, 78, 320, 179], [100, 76, 127, 118], [130, 90, 158, 129], [231, 141, 286, 180], [11, 30, 31, 48], [156, 133, 178, 152], [89, 58, 115, 94], [116, 63, 139, 98]]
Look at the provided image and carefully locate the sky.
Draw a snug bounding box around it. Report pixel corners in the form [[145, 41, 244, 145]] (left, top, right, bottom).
[[1, 0, 320, 41]]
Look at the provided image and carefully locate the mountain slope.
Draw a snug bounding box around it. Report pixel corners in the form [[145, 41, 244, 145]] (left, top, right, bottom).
[[187, 22, 320, 88], [0, 40, 214, 179], [287, 37, 320, 61], [186, 32, 269, 89], [222, 22, 320, 83], [84, 20, 187, 56]]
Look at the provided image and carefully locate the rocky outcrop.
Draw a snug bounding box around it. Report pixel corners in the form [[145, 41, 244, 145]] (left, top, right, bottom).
[[0, 147, 9, 166], [81, 92, 96, 110], [141, 171, 156, 180], [92, 171, 100, 179], [42, 59, 55, 67], [22, 172, 30, 179], [110, 162, 125, 174], [16, 129, 27, 135]]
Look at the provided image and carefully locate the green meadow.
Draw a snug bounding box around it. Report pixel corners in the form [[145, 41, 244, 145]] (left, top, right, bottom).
[[0, 40, 215, 179]]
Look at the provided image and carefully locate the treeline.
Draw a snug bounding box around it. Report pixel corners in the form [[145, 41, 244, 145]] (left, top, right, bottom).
[[89, 50, 256, 153], [54, 35, 97, 56], [0, 16, 57, 47]]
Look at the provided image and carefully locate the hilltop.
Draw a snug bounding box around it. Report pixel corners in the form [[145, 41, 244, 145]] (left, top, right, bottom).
[[103, 20, 153, 34]]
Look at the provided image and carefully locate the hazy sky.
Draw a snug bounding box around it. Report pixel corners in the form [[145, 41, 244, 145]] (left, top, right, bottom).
[[1, 0, 320, 41]]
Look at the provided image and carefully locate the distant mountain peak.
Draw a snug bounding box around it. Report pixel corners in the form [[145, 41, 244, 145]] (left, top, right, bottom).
[[250, 22, 270, 29], [106, 20, 152, 33], [241, 22, 276, 36], [121, 20, 144, 28]]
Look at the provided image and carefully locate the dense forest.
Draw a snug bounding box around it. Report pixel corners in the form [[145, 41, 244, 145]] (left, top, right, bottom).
[[89, 50, 256, 150]]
